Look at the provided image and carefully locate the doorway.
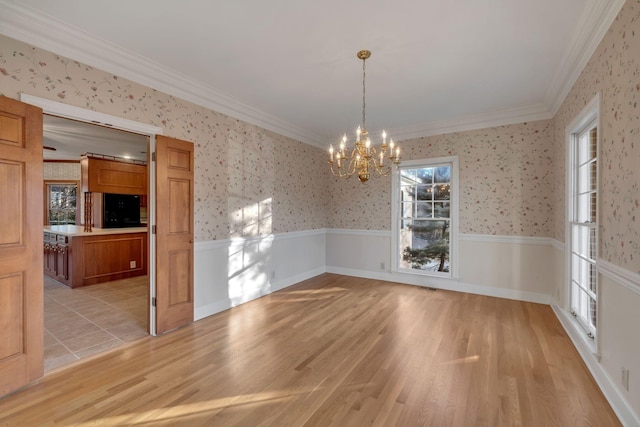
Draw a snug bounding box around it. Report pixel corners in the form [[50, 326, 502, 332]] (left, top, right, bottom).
[[1, 94, 194, 396], [32, 100, 161, 371]]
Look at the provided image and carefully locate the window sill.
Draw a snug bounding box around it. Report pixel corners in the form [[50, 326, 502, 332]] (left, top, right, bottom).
[[395, 267, 453, 280], [553, 305, 599, 361]]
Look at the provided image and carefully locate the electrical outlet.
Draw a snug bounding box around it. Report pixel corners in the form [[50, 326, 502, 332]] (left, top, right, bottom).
[[621, 367, 630, 391], [380, 262, 385, 270], [130, 260, 136, 268], [271, 271, 276, 280]]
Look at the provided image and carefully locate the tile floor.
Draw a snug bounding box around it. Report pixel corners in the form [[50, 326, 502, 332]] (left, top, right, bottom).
[[44, 275, 149, 372]]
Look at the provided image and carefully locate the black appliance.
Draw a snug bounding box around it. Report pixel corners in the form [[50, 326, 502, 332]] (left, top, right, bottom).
[[103, 193, 141, 228]]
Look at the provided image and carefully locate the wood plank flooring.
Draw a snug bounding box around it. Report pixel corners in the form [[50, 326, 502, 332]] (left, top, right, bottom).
[[0, 274, 620, 426]]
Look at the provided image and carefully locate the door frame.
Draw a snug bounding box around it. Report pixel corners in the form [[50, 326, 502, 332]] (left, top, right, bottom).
[[21, 93, 163, 336]]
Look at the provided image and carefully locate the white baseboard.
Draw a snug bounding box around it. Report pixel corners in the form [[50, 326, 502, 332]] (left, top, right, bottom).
[[551, 304, 640, 427], [326, 266, 550, 304], [194, 266, 326, 321], [194, 299, 232, 321], [270, 266, 326, 293]]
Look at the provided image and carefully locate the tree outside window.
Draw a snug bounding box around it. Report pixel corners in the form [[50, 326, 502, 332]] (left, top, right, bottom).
[[47, 183, 78, 225]]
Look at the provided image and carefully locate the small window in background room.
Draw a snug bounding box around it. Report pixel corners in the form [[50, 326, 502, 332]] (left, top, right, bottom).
[[46, 182, 78, 225]]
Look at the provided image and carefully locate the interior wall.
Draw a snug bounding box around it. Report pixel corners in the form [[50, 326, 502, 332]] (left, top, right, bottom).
[[550, 0, 640, 422], [43, 161, 80, 180], [552, 2, 640, 273], [0, 35, 330, 242], [326, 231, 552, 303], [326, 119, 555, 298], [328, 119, 554, 236]]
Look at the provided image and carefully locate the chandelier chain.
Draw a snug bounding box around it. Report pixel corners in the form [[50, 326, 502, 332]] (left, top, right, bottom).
[[362, 56, 366, 131]]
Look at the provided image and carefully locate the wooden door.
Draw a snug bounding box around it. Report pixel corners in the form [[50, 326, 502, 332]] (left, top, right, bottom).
[[155, 135, 194, 334], [0, 96, 44, 396]]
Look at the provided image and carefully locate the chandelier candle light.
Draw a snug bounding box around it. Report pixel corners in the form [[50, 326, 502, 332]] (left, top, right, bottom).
[[328, 50, 400, 183]]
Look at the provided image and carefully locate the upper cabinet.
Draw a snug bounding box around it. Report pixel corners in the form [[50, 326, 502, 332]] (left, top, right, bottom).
[[81, 157, 147, 195]]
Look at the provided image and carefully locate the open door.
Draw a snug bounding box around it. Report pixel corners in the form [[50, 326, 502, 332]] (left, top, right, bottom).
[[155, 135, 194, 334], [0, 96, 44, 396]]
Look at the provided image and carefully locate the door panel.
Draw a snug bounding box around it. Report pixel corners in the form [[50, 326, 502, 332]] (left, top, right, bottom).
[[0, 96, 44, 397], [155, 135, 194, 334], [0, 274, 24, 359], [0, 160, 24, 245]]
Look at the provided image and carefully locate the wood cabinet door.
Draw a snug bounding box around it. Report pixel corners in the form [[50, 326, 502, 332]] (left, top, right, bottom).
[[55, 244, 69, 281], [155, 135, 194, 334], [81, 157, 147, 195], [0, 96, 44, 396]]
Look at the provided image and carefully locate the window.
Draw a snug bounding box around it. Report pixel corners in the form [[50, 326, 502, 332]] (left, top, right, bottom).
[[46, 182, 78, 225], [569, 119, 598, 338], [393, 156, 458, 277]]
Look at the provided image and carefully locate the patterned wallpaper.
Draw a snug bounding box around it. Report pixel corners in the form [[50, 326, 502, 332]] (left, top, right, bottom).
[[0, 35, 329, 241], [43, 162, 80, 180], [553, 0, 640, 273], [328, 120, 554, 237]]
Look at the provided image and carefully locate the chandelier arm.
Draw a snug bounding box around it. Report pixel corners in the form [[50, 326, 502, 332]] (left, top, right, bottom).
[[345, 158, 357, 176], [371, 158, 393, 178], [329, 162, 354, 178]]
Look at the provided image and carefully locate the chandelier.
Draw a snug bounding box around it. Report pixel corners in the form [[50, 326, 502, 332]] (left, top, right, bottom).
[[328, 50, 400, 183]]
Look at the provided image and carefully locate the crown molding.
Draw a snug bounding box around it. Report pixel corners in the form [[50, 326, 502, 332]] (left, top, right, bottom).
[[545, 0, 626, 115], [389, 102, 553, 142], [0, 1, 327, 148]]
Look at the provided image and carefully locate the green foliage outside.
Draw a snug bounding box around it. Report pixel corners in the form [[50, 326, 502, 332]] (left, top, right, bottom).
[[402, 220, 449, 272], [49, 184, 77, 225]]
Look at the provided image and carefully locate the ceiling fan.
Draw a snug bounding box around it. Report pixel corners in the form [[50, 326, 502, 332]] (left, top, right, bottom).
[[43, 146, 57, 151]]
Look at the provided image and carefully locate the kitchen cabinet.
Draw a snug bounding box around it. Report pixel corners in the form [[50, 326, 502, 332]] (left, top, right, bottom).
[[44, 226, 148, 288], [81, 156, 147, 195], [43, 232, 70, 285]]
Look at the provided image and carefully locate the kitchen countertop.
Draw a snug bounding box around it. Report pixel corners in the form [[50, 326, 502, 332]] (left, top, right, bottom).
[[44, 225, 148, 237]]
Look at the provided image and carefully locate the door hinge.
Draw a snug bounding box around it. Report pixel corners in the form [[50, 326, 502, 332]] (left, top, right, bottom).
[[152, 297, 157, 307], [151, 152, 156, 161], [152, 225, 157, 234]]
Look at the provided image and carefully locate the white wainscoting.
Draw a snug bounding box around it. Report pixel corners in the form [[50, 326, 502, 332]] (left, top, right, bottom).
[[326, 230, 552, 304], [550, 243, 640, 426], [193, 229, 326, 320]]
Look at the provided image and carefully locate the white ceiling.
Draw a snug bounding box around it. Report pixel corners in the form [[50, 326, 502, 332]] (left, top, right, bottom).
[[0, 0, 625, 147], [43, 115, 148, 161]]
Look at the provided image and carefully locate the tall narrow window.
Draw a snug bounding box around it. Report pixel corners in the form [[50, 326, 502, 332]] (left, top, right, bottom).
[[569, 120, 598, 338], [393, 157, 458, 277], [46, 182, 78, 225]]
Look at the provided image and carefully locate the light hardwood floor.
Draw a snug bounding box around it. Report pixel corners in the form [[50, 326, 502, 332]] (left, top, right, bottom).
[[1, 274, 620, 426]]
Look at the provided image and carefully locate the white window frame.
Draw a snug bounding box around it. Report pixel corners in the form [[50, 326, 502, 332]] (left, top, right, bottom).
[[392, 156, 459, 278], [565, 93, 600, 345]]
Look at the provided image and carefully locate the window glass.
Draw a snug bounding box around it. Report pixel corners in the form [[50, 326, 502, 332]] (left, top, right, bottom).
[[48, 183, 77, 225], [398, 163, 453, 274]]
